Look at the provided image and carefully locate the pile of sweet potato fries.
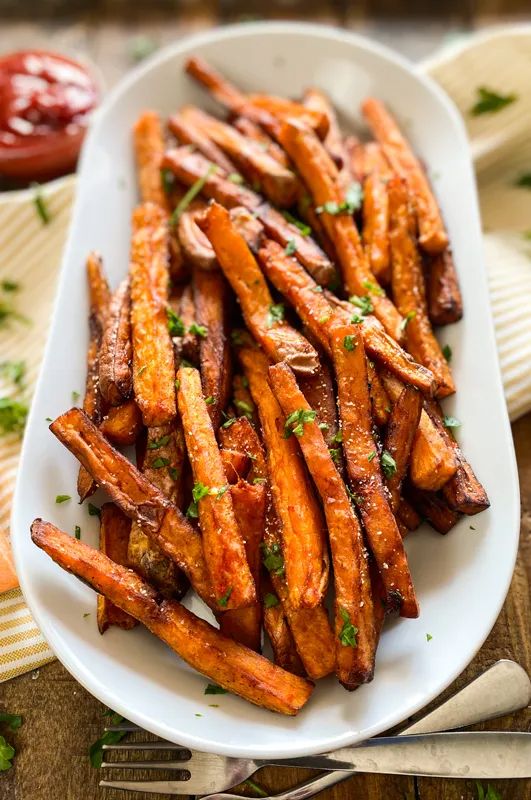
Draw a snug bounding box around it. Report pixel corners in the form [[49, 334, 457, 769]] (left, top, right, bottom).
[[31, 56, 489, 715]]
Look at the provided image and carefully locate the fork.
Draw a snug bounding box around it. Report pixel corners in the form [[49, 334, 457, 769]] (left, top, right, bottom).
[[100, 659, 531, 797]]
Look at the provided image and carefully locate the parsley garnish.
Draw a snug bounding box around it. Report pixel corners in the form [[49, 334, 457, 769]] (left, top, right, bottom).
[[332, 430, 343, 444], [351, 314, 364, 324], [205, 395, 215, 405], [221, 416, 237, 429], [0, 713, 22, 732], [282, 210, 311, 236], [1, 280, 18, 293], [267, 303, 285, 328], [160, 167, 174, 194], [55, 494, 71, 504], [0, 398, 28, 435], [174, 378, 180, 390], [167, 308, 185, 336], [476, 782, 502, 800], [218, 587, 233, 608], [71, 390, 80, 405], [129, 35, 158, 62], [381, 450, 397, 479], [170, 164, 217, 224], [0, 360, 25, 387], [470, 87, 517, 116], [261, 542, 284, 576], [186, 481, 211, 518], [89, 710, 127, 768], [152, 456, 170, 469], [329, 447, 341, 464], [442, 344, 452, 362], [148, 434, 170, 450], [204, 683, 228, 695], [283, 408, 316, 438], [426, 633, 433, 642], [284, 239, 297, 256], [316, 181, 363, 216], [515, 172, 531, 189], [311, 285, 324, 293], [362, 279, 385, 297], [0, 300, 29, 329], [338, 607, 358, 647], [74, 525, 81, 540], [264, 593, 279, 608], [168, 466, 179, 481], [343, 334, 357, 351], [253, 477, 267, 485], [32, 184, 51, 225], [400, 310, 416, 331], [189, 322, 208, 338], [346, 487, 365, 506], [349, 295, 373, 315], [443, 415, 461, 429], [227, 172, 244, 184], [216, 484, 228, 499], [88, 503, 101, 518], [367, 450, 376, 462], [231, 329, 244, 346]]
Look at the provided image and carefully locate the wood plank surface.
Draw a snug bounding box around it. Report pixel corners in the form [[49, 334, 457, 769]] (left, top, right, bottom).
[[0, 5, 529, 800]]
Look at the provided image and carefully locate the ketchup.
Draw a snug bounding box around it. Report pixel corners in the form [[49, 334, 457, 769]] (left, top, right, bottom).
[[0, 50, 99, 183]]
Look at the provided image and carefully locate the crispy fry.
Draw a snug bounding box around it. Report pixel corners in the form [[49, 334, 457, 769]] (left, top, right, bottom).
[[298, 359, 339, 450], [201, 202, 319, 375], [172, 283, 200, 365], [248, 94, 329, 139], [388, 178, 455, 398], [50, 408, 214, 606], [229, 206, 264, 254], [180, 106, 298, 208], [362, 98, 448, 254], [230, 374, 260, 429], [330, 323, 418, 618], [383, 385, 423, 512], [361, 145, 391, 283], [218, 480, 266, 651], [193, 267, 232, 430], [270, 362, 376, 688], [218, 416, 262, 469], [303, 88, 349, 171], [367, 360, 391, 428], [177, 366, 256, 609], [97, 503, 137, 634], [98, 278, 133, 406], [78, 251, 110, 503], [423, 398, 490, 515], [130, 203, 176, 426], [397, 498, 422, 532], [238, 345, 328, 609], [278, 118, 403, 341], [381, 370, 458, 490], [177, 209, 217, 271], [220, 448, 251, 483], [133, 111, 170, 210], [232, 116, 290, 167], [427, 249, 463, 326], [168, 113, 238, 173], [262, 584, 305, 676], [406, 487, 461, 534], [31, 520, 313, 715], [100, 399, 143, 446]]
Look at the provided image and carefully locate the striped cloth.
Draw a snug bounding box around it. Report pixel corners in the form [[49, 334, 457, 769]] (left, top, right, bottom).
[[1, 28, 531, 681]]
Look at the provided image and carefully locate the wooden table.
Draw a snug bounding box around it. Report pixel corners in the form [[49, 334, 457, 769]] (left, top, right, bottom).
[[0, 5, 530, 800]]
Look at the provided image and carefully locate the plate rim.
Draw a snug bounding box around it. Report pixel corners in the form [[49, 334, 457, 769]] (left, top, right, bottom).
[[11, 20, 520, 758]]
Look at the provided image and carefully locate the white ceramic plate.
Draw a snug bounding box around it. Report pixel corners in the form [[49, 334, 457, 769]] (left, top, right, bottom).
[[12, 22, 519, 758]]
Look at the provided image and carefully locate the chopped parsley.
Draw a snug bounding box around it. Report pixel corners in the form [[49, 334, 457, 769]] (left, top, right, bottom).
[[170, 164, 218, 224], [381, 450, 397, 479], [253, 477, 267, 485], [129, 35, 158, 63], [400, 310, 416, 331], [221, 416, 238, 429], [343, 334, 357, 351], [160, 167, 174, 194], [442, 344, 452, 362], [367, 450, 376, 462], [88, 503, 101, 518], [476, 783, 502, 800], [204, 683, 228, 695], [426, 633, 433, 642], [234, 398, 254, 418], [71, 390, 80, 405], [329, 447, 341, 464], [346, 487, 365, 506], [168, 466, 180, 481], [227, 172, 244, 184], [264, 593, 279, 609], [316, 181, 363, 215], [152, 456, 170, 469], [32, 184, 51, 225], [283, 408, 316, 438], [311, 285, 324, 293], [266, 303, 285, 328], [74, 525, 81, 540], [284, 239, 297, 256], [350, 313, 364, 324], [215, 484, 229, 499], [205, 395, 215, 405], [0, 398, 28, 435], [0, 300, 29, 329], [148, 434, 170, 450], [218, 587, 233, 608], [282, 210, 311, 236], [261, 542, 284, 576], [231, 329, 244, 346], [470, 87, 517, 116], [0, 713, 22, 732], [443, 415, 461, 429], [349, 295, 373, 315], [186, 481, 211, 518], [332, 430, 343, 444], [55, 495, 71, 504], [515, 172, 531, 189], [1, 280, 18, 293], [0, 360, 25, 387], [338, 607, 358, 648], [89, 710, 126, 768], [189, 322, 208, 338], [167, 308, 185, 336], [362, 279, 385, 297]]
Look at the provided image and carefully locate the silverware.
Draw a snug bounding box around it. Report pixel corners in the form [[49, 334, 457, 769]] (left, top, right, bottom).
[[100, 659, 531, 797]]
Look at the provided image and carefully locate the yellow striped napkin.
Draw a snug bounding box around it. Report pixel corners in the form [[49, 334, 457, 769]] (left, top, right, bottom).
[[1, 25, 531, 682]]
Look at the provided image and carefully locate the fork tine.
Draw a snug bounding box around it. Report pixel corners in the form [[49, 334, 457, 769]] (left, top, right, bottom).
[[103, 742, 190, 752], [101, 760, 192, 770], [99, 779, 194, 794], [104, 722, 141, 732]]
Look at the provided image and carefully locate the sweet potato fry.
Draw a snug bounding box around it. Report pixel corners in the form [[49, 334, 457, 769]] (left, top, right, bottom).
[[171, 283, 200, 365], [177, 208, 217, 271], [180, 106, 299, 208], [50, 408, 214, 606], [388, 178, 455, 398], [423, 398, 490, 515], [229, 206, 264, 254], [238, 345, 328, 609], [248, 94, 329, 139], [201, 203, 319, 375], [220, 448, 251, 483], [218, 480, 266, 651], [193, 267, 232, 430], [262, 584, 305, 676], [133, 111, 171, 210], [406, 487, 461, 534], [168, 113, 238, 174], [100, 399, 143, 446], [303, 88, 349, 169], [229, 374, 260, 429], [383, 384, 423, 512], [232, 116, 290, 167], [381, 370, 458, 491], [298, 359, 339, 450], [98, 278, 133, 407], [130, 203, 176, 426], [278, 118, 404, 341], [397, 498, 422, 532], [31, 520, 313, 715], [367, 360, 391, 428], [362, 98, 448, 254], [177, 366, 256, 609], [330, 323, 418, 618], [270, 362, 376, 688], [361, 145, 391, 283], [78, 251, 110, 503], [427, 249, 463, 326], [97, 503, 137, 634]]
